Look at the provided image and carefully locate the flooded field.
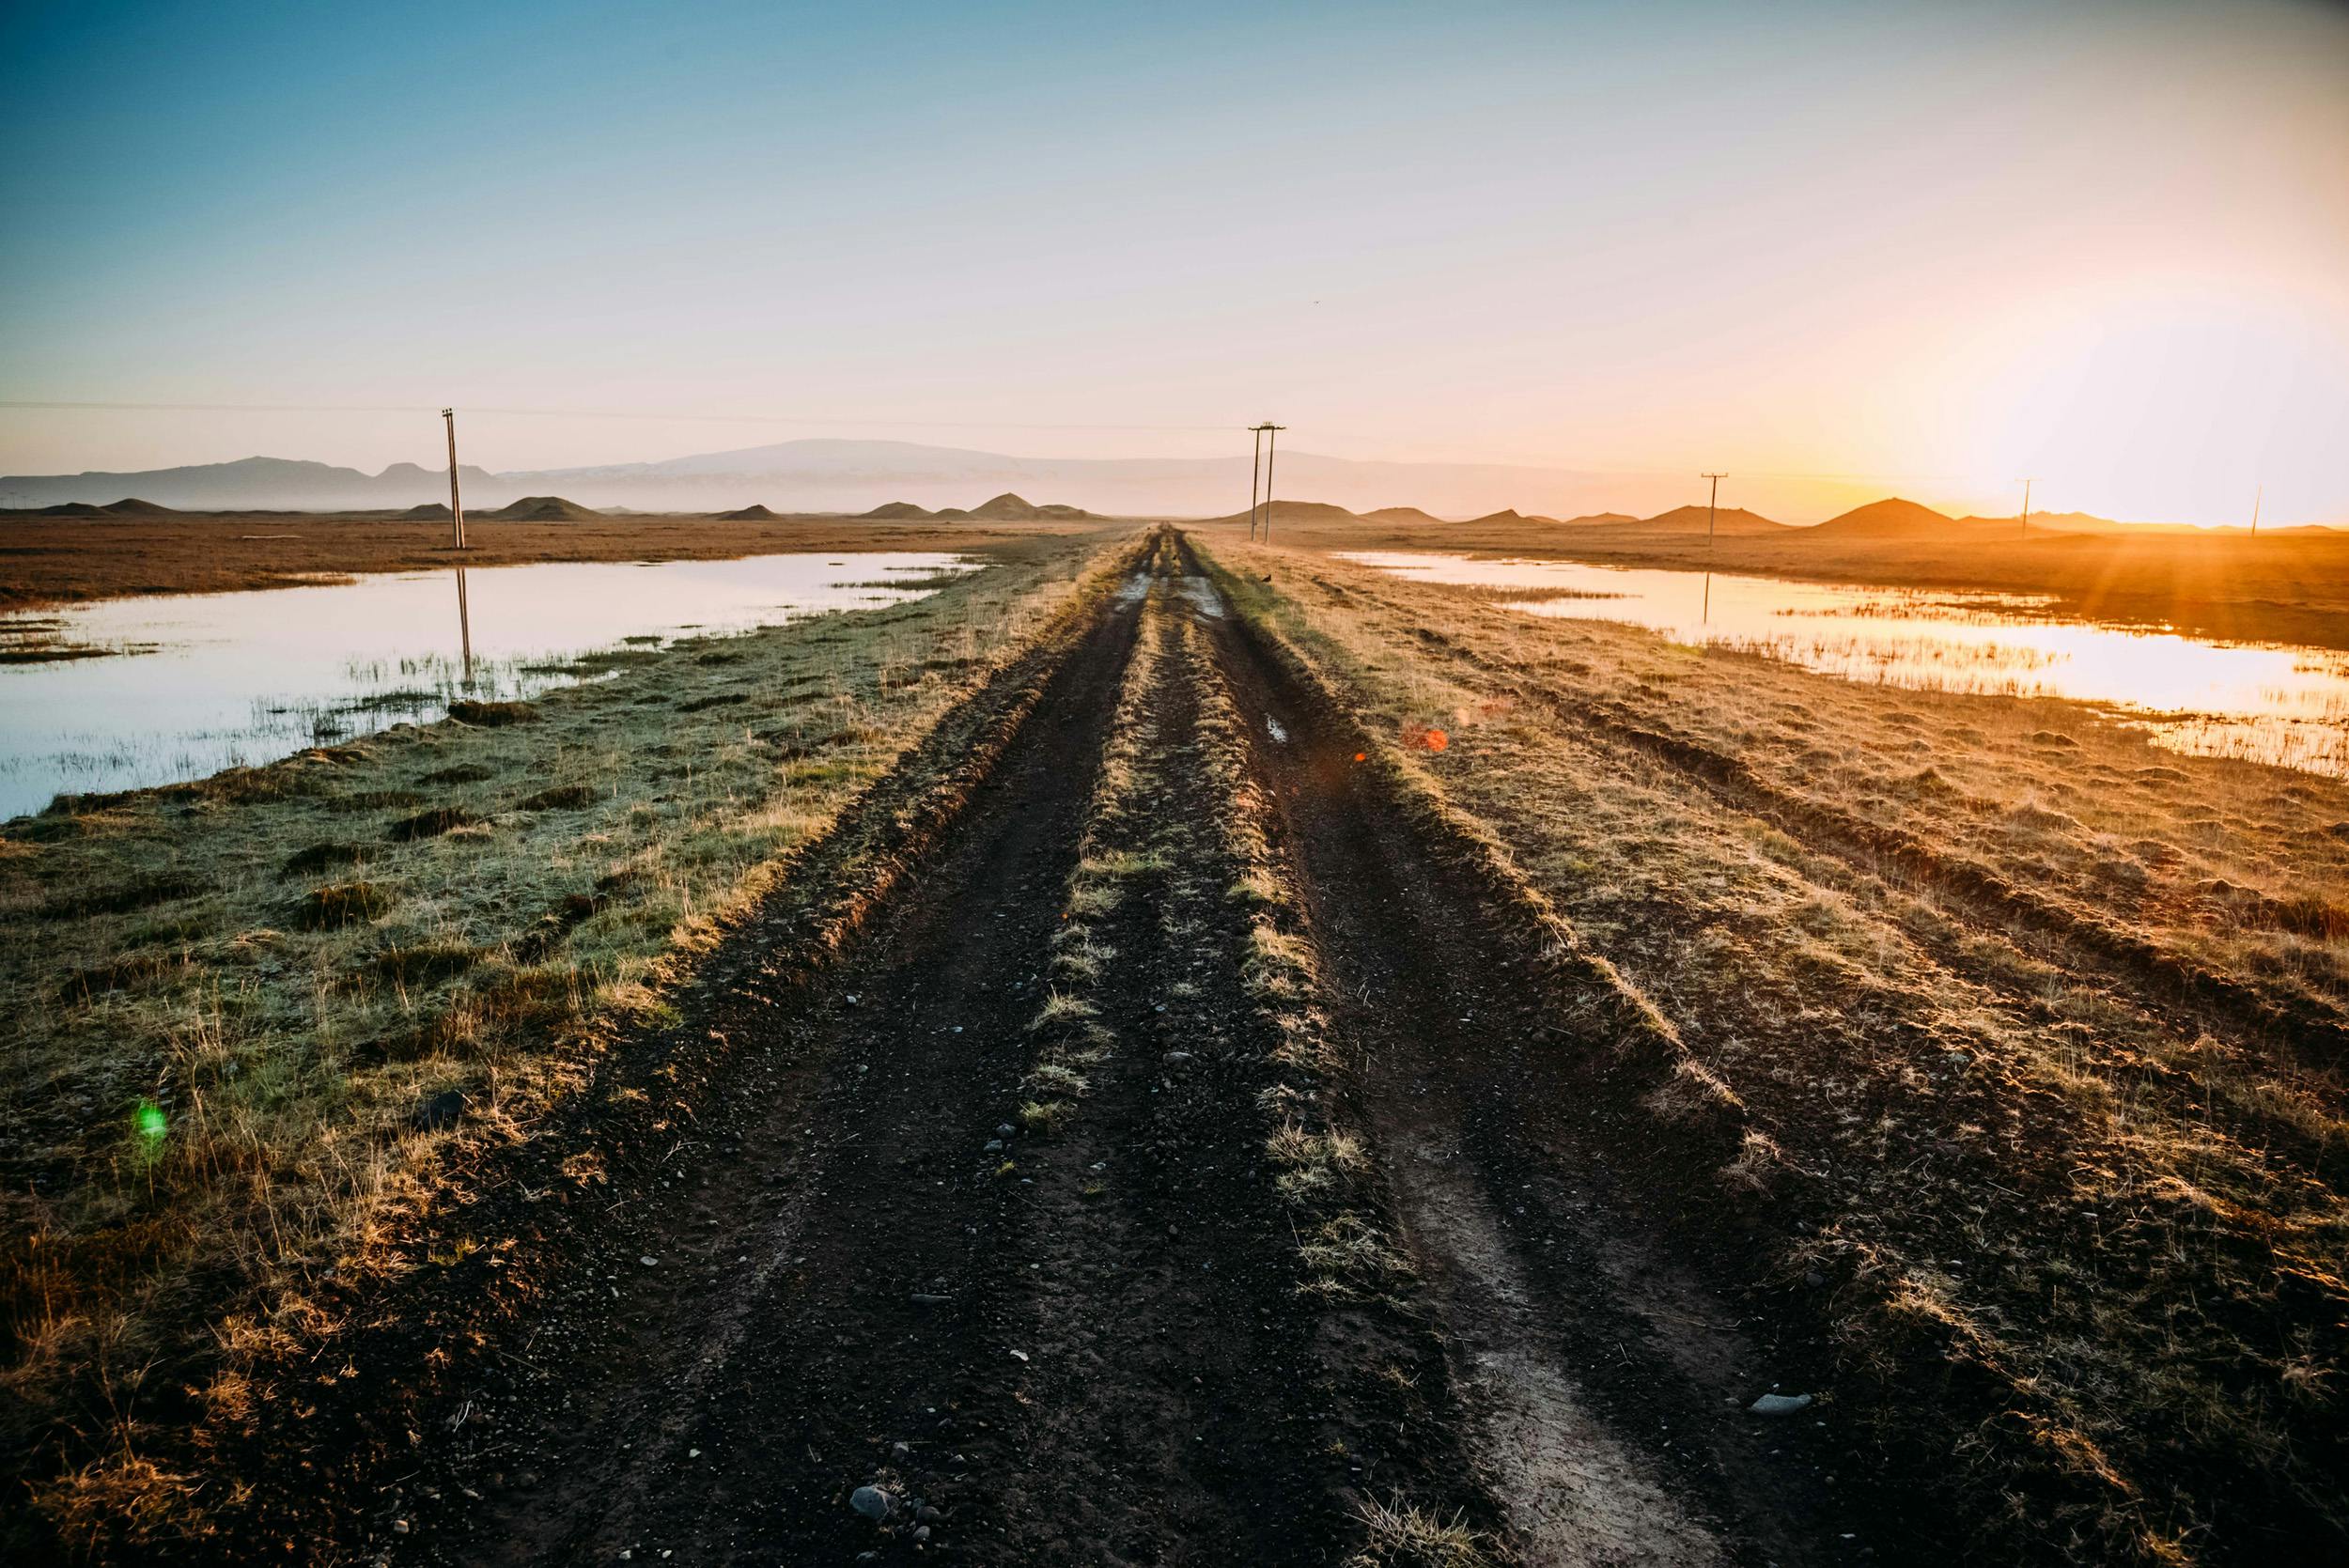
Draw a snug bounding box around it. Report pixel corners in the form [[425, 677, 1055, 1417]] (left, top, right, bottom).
[[0, 551, 975, 818], [1339, 551, 2349, 776]]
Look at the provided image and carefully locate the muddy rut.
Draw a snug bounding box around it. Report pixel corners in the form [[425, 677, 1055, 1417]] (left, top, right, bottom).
[[334, 532, 1929, 1567]]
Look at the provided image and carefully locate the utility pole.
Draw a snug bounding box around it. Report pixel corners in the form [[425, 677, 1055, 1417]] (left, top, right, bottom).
[[1247, 425, 1266, 541], [1701, 473, 1728, 545], [2018, 477, 2034, 541], [443, 408, 467, 550], [1248, 422, 1283, 540], [2251, 483, 2263, 537], [1254, 422, 1285, 542]]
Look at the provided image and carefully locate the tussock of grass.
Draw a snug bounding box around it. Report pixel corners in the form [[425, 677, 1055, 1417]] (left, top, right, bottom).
[[1345, 1496, 1496, 1568], [294, 880, 393, 930]]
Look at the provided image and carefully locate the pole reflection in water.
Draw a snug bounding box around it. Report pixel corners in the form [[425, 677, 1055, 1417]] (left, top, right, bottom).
[[454, 566, 475, 687], [1702, 569, 1712, 626]]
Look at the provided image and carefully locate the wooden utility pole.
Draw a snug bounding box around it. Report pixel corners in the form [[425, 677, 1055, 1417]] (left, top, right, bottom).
[[2018, 477, 2034, 541], [2251, 483, 2263, 537], [443, 408, 467, 550], [1259, 423, 1285, 542], [1248, 422, 1283, 540], [1702, 472, 1728, 545], [1248, 426, 1265, 541]]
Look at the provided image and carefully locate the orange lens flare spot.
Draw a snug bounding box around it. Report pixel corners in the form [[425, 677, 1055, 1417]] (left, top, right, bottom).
[[1424, 728, 1449, 752], [1353, 752, 1366, 763]]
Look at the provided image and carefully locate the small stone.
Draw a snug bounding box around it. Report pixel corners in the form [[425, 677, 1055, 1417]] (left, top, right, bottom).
[[1749, 1392, 1814, 1416], [911, 1292, 950, 1306], [850, 1484, 893, 1520], [915, 1525, 932, 1543], [640, 1255, 660, 1267], [997, 1123, 1016, 1137]]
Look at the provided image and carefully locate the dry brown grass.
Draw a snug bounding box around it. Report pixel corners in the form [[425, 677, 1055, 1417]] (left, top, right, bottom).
[[1202, 536, 2349, 1565], [0, 530, 1124, 1541], [0, 509, 1098, 613]]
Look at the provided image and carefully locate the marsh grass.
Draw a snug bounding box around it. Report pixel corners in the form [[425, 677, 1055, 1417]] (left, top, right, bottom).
[[0, 532, 1117, 1530], [1206, 536, 2349, 1564]]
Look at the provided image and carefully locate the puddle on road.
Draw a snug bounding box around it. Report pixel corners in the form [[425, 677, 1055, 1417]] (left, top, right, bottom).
[[1340, 551, 2349, 777], [1177, 576, 1225, 619], [0, 551, 978, 819]]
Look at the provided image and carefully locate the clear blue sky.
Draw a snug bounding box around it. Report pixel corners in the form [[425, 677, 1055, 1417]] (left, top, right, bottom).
[[4, 0, 2345, 523]]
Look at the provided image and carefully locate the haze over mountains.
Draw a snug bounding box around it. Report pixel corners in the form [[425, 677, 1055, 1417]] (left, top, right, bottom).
[[0, 441, 2326, 534]]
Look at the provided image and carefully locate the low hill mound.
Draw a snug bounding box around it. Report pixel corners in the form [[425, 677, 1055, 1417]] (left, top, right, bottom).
[[37, 502, 108, 518], [1207, 499, 1364, 527], [101, 497, 174, 515], [716, 504, 778, 520], [926, 494, 1094, 522], [484, 495, 599, 521], [968, 492, 1040, 520], [1564, 511, 1640, 526], [400, 503, 454, 521], [1361, 506, 1448, 525], [1631, 504, 1786, 535], [862, 501, 936, 520], [1459, 508, 1565, 527], [1813, 497, 1961, 537]]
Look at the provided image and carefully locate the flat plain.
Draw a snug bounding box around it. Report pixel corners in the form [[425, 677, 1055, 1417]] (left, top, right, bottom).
[[2, 513, 2342, 1566]]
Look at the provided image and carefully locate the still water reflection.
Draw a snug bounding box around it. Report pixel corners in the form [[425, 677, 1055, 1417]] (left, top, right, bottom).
[[1338, 552, 2349, 777], [0, 552, 975, 819]]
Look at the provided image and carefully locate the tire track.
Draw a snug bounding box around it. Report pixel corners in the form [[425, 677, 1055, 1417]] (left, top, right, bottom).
[[1190, 543, 1898, 1567]]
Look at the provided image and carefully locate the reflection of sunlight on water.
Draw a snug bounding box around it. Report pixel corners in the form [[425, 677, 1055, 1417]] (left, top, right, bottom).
[[0, 551, 978, 818], [1339, 551, 2349, 778]]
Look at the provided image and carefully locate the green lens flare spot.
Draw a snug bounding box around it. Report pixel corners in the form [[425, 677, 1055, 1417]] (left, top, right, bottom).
[[135, 1101, 168, 1143]]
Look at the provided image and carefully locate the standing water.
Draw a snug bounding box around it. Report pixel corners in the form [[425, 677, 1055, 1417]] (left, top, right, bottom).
[[1338, 551, 2349, 777], [0, 551, 977, 819]]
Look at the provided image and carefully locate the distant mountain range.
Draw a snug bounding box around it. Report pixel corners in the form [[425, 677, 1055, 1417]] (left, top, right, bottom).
[[0, 440, 1653, 517], [0, 442, 2329, 535]]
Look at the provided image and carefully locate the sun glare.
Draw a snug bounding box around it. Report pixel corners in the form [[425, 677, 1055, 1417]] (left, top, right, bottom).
[[1952, 284, 2347, 526]]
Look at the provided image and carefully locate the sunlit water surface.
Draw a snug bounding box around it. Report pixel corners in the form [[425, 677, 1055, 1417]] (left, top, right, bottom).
[[0, 552, 977, 819], [1337, 551, 2349, 778]]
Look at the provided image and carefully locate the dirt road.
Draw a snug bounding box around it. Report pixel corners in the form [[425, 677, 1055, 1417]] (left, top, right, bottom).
[[226, 530, 1924, 1565]]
